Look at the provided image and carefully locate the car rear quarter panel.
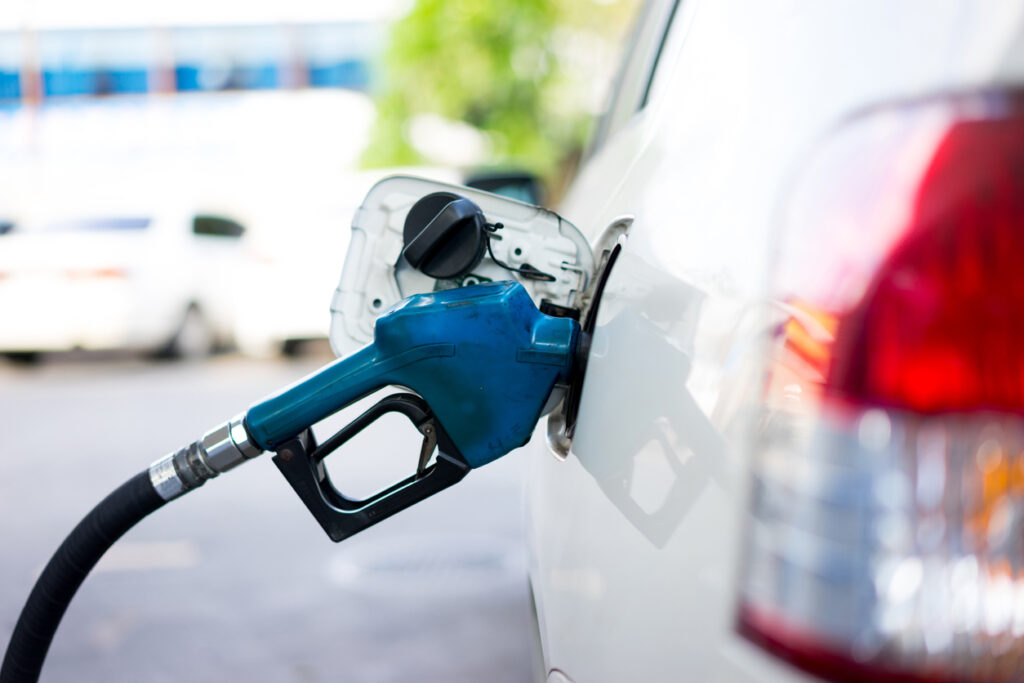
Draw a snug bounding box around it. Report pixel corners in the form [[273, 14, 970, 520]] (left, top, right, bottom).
[[526, 0, 1024, 681]]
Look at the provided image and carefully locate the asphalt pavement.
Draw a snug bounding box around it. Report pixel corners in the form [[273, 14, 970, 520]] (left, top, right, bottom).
[[0, 350, 534, 682]]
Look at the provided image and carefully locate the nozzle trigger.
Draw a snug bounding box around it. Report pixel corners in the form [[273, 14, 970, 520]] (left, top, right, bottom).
[[417, 421, 437, 478]]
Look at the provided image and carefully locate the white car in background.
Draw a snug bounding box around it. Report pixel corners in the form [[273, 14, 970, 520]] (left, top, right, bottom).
[[524, 1, 1024, 682], [0, 198, 247, 361]]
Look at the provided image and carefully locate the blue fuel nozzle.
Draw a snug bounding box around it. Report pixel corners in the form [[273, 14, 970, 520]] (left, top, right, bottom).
[[247, 281, 578, 466], [243, 282, 580, 541]]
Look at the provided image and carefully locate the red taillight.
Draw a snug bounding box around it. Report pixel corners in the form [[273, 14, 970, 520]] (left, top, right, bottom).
[[740, 91, 1024, 683], [831, 112, 1024, 414]]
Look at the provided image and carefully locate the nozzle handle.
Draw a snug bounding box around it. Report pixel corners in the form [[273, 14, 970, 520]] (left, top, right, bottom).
[[245, 282, 578, 468], [244, 340, 453, 452]]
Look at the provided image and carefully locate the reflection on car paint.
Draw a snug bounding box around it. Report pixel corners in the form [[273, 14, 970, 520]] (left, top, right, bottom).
[[572, 250, 729, 548]]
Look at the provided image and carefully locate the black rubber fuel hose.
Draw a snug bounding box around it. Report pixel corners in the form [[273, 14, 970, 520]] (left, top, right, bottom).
[[1, 471, 166, 683]]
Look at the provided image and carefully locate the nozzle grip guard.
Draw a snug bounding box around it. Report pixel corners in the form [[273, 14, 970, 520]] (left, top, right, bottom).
[[272, 393, 470, 542], [245, 282, 578, 469]]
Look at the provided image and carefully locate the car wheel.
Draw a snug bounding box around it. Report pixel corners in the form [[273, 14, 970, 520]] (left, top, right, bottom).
[[157, 306, 215, 360], [281, 339, 306, 357]]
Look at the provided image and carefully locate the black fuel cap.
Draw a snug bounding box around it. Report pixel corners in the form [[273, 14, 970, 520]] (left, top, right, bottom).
[[400, 192, 488, 280]]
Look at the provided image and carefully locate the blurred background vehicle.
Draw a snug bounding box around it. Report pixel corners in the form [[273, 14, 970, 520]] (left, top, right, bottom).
[[0, 2, 391, 360], [0, 183, 247, 360]]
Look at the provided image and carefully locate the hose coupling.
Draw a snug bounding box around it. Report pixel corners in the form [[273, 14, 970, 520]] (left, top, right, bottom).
[[148, 415, 263, 501]]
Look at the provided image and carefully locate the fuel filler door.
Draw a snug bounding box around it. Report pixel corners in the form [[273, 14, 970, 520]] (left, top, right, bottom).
[[329, 175, 595, 356]]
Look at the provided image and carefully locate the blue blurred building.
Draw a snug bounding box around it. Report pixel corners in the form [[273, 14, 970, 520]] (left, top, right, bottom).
[[0, 21, 381, 104]]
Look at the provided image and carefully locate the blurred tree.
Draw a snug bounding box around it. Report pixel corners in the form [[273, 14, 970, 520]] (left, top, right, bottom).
[[362, 0, 637, 186]]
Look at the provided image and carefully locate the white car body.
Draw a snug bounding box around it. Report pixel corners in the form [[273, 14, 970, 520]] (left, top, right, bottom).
[[0, 196, 246, 356], [524, 1, 1024, 681]]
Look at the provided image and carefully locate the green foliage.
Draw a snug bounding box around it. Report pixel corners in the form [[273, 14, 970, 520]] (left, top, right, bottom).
[[362, 0, 630, 181]]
